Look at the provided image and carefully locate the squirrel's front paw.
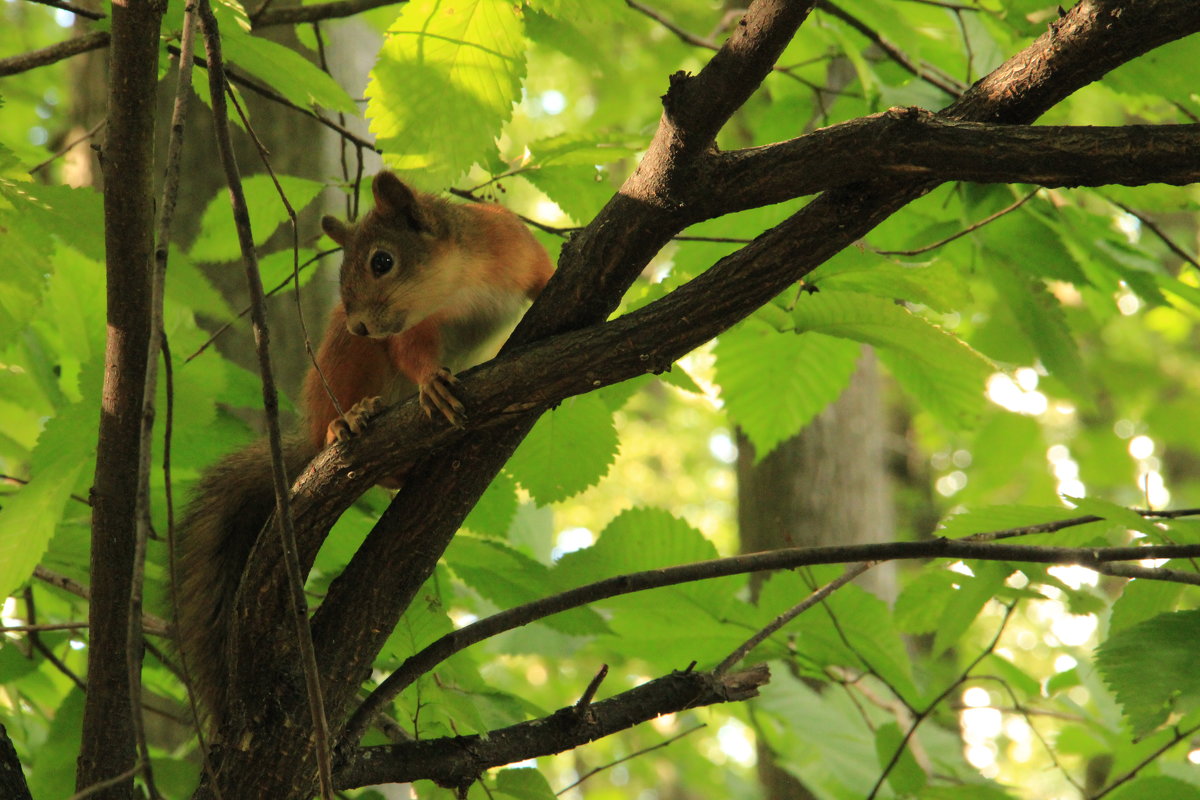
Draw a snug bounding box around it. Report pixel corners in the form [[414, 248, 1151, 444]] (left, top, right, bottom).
[[419, 368, 467, 428], [327, 396, 384, 444]]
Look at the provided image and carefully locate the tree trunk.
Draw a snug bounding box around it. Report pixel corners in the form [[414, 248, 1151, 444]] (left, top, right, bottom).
[[737, 349, 894, 799], [76, 2, 163, 797]]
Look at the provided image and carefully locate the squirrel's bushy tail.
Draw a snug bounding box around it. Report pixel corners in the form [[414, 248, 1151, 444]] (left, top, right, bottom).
[[173, 434, 317, 728]]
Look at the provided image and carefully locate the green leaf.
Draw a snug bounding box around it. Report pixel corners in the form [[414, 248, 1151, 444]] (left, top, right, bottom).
[[978, 653, 1041, 697], [918, 783, 1019, 800], [382, 574, 455, 659], [0, 180, 105, 335], [791, 291, 992, 428], [1110, 579, 1186, 635], [526, 131, 641, 166], [554, 508, 719, 589], [367, 0, 527, 188], [507, 393, 618, 504], [754, 670, 882, 797], [189, 174, 326, 263], [0, 359, 100, 600], [875, 722, 926, 795], [810, 254, 973, 313], [494, 767, 557, 800], [1061, 496, 1161, 538], [219, 21, 358, 113], [985, 261, 1089, 395], [444, 535, 607, 635], [0, 179, 105, 261], [1106, 776, 1200, 800], [255, 248, 320, 294], [522, 165, 612, 223], [931, 562, 1010, 658], [761, 572, 920, 703], [552, 510, 749, 671], [26, 687, 85, 800], [461, 469, 519, 538], [528, 0, 622, 22], [935, 504, 1082, 539], [714, 317, 861, 461], [1096, 609, 1200, 737], [894, 568, 961, 635]]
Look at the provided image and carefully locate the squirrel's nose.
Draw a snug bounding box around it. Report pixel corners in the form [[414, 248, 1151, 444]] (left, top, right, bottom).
[[350, 321, 370, 337]]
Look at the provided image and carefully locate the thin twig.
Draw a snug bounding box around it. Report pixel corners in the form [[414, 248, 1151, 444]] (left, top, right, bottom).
[[972, 676, 1086, 795], [22, 588, 87, 693], [555, 723, 706, 796], [867, 605, 1015, 799], [66, 762, 145, 800], [1095, 561, 1200, 586], [961, 506, 1200, 542], [26, 570, 170, 639], [1093, 722, 1200, 799], [196, 2, 335, 794], [715, 562, 872, 675], [0, 0, 409, 77], [22, 0, 106, 19], [900, 0, 982, 10], [1106, 197, 1200, 273], [28, 119, 106, 176], [874, 188, 1038, 256], [818, 1, 964, 97], [182, 247, 339, 363], [624, 0, 837, 92], [954, 8, 974, 86], [125, 1, 200, 793], [225, 86, 344, 420], [311, 21, 365, 221], [157, 4, 222, 794], [252, 0, 402, 27], [625, 0, 717, 48], [573, 664, 609, 712], [0, 473, 91, 506], [0, 621, 88, 633]]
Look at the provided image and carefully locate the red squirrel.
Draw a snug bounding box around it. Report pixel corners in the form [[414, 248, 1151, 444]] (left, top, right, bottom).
[[174, 171, 553, 726]]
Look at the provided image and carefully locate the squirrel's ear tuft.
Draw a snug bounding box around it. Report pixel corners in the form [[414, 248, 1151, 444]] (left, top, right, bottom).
[[321, 215, 350, 246], [372, 171, 428, 233]]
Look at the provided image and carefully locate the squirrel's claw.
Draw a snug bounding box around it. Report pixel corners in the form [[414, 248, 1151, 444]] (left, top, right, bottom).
[[328, 395, 384, 444], [420, 368, 467, 428]]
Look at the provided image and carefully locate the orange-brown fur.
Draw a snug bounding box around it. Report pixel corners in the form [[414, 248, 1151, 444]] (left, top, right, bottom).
[[174, 171, 552, 729]]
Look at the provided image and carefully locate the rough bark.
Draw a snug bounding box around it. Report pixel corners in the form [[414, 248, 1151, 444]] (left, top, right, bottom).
[[738, 352, 894, 800], [0, 723, 33, 800], [77, 1, 164, 798]]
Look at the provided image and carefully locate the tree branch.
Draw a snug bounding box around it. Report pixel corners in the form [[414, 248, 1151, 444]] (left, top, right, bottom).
[[214, 0, 1200, 794], [708, 112, 1200, 215], [195, 0, 335, 794], [333, 666, 769, 790], [817, 0, 964, 96], [343, 533, 1200, 745], [252, 0, 402, 26], [0, 30, 109, 77], [0, 0, 407, 77], [0, 721, 32, 800], [78, 0, 163, 796]]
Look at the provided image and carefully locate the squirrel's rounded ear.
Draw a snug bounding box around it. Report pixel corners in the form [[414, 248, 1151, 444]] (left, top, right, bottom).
[[321, 215, 350, 246], [372, 171, 428, 233]]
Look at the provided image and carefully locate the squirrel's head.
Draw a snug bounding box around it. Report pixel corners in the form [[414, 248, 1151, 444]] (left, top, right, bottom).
[[322, 171, 460, 338]]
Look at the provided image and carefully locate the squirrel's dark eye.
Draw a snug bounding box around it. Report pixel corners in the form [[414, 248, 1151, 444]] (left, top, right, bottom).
[[370, 250, 395, 277]]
